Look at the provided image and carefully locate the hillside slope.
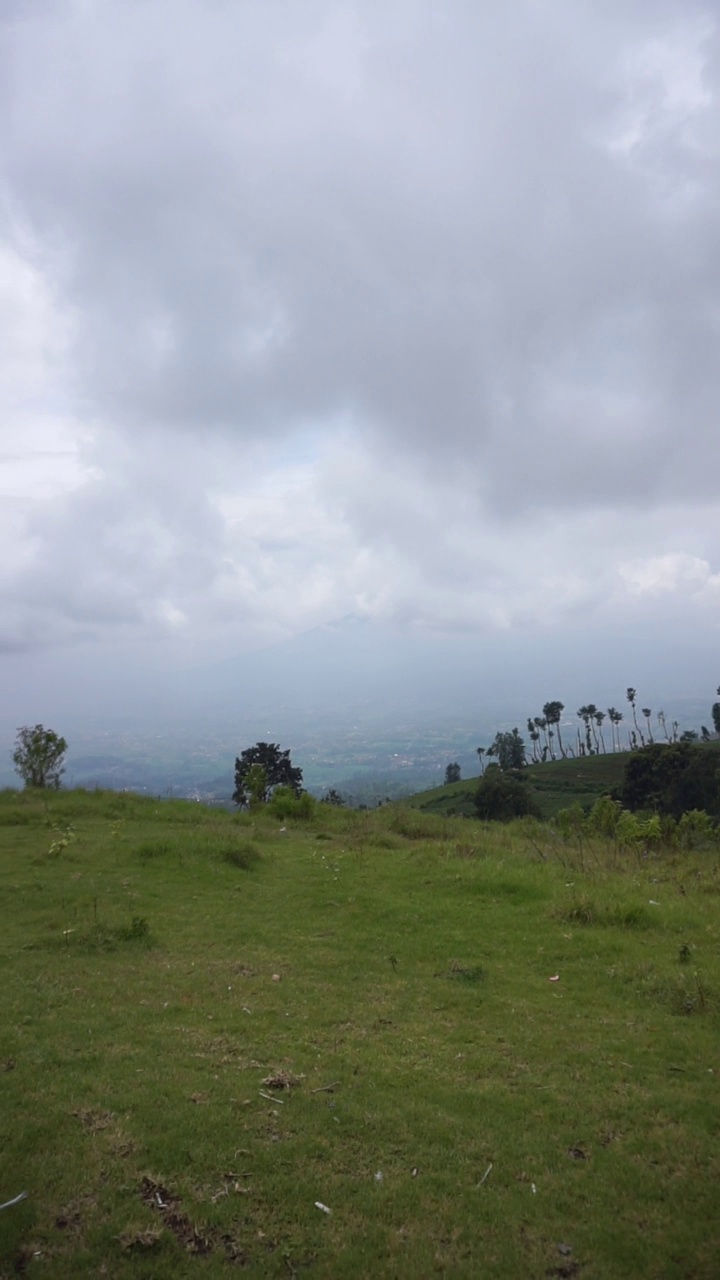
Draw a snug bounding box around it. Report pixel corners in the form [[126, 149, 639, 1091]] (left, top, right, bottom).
[[408, 752, 630, 819]]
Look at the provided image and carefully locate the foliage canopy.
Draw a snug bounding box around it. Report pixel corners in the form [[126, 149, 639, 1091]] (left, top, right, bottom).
[[233, 742, 303, 807], [475, 767, 540, 821], [12, 724, 68, 790], [622, 742, 720, 819]]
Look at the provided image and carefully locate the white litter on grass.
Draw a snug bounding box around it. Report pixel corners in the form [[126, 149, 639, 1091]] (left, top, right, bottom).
[[374, 1171, 383, 1183], [0, 1192, 27, 1211], [531, 1183, 537, 1194], [315, 1201, 331, 1214]]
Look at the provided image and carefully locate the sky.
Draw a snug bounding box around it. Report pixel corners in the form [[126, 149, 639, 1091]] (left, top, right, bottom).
[[1, 0, 719, 716]]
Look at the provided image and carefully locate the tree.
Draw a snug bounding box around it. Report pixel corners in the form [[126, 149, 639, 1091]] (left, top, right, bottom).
[[444, 762, 462, 785], [591, 706, 602, 752], [641, 707, 654, 744], [627, 687, 645, 746], [488, 728, 526, 771], [476, 747, 487, 776], [607, 707, 623, 752], [321, 789, 345, 806], [543, 701, 566, 758], [622, 742, 720, 819], [475, 767, 540, 821], [577, 706, 593, 756], [712, 687, 720, 736], [13, 725, 68, 789], [245, 764, 268, 810], [233, 742, 303, 807]]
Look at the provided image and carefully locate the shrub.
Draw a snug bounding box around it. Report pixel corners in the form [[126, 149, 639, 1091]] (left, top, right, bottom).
[[678, 809, 716, 849], [475, 769, 540, 822], [588, 795, 623, 838], [267, 787, 315, 821], [553, 804, 586, 838]]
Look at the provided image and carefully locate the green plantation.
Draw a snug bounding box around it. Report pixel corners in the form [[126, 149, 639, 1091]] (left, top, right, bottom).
[[1, 788, 719, 1277]]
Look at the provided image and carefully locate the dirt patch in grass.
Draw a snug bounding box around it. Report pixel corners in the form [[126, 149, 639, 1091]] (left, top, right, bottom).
[[139, 1176, 246, 1261], [72, 1107, 115, 1133]]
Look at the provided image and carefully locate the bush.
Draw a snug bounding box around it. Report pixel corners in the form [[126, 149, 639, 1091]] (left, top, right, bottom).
[[678, 809, 716, 849], [267, 787, 315, 821], [475, 769, 540, 822], [553, 804, 586, 838]]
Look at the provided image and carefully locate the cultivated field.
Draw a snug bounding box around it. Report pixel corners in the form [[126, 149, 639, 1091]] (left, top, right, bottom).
[[1, 790, 719, 1277]]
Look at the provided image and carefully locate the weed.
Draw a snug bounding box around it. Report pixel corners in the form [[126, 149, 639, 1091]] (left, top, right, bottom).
[[220, 842, 261, 869], [135, 838, 174, 859], [440, 961, 485, 984]]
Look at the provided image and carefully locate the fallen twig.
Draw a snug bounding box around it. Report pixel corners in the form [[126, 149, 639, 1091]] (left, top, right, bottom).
[[259, 1091, 284, 1104], [476, 1163, 493, 1187], [311, 1082, 340, 1094]]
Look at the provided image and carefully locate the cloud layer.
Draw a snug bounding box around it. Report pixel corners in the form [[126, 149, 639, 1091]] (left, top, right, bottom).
[[1, 0, 719, 670]]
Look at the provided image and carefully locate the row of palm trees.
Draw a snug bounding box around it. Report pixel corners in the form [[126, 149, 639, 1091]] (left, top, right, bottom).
[[476, 690, 699, 771]]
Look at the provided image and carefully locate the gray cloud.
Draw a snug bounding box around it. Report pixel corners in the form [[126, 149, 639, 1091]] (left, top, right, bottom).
[[1, 0, 719, 668]]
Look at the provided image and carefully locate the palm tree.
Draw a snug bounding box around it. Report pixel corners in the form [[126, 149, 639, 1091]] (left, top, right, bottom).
[[594, 710, 607, 753], [526, 719, 541, 764], [577, 706, 593, 755], [543, 701, 566, 758], [534, 716, 550, 761], [641, 708, 654, 744], [607, 707, 623, 752], [476, 747, 486, 777], [626, 688, 645, 747], [586, 704, 600, 753]]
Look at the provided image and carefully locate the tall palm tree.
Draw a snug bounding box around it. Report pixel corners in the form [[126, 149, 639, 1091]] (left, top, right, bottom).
[[543, 701, 566, 758], [577, 706, 593, 755], [641, 708, 654, 744], [627, 688, 645, 747], [607, 707, 623, 752], [476, 747, 486, 777]]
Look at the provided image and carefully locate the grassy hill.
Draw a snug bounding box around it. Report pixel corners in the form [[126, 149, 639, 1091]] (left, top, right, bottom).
[[409, 751, 631, 819], [1, 787, 719, 1277]]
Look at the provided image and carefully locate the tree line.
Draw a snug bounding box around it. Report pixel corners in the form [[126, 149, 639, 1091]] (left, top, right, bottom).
[[472, 686, 720, 773]]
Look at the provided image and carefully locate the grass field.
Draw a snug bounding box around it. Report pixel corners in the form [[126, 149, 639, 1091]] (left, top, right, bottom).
[[410, 753, 630, 820], [1, 788, 719, 1277]]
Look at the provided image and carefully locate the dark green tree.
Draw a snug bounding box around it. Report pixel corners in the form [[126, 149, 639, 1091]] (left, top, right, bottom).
[[444, 762, 462, 785], [13, 725, 68, 789], [622, 742, 720, 819], [320, 788, 345, 806], [476, 747, 486, 776], [488, 728, 526, 771], [233, 742, 303, 807], [475, 767, 540, 821]]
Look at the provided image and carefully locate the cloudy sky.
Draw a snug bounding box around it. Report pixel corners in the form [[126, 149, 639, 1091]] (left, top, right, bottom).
[[2, 0, 719, 700]]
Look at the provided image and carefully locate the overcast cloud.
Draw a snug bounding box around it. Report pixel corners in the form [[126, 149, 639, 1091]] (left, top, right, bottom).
[[1, 0, 719, 683]]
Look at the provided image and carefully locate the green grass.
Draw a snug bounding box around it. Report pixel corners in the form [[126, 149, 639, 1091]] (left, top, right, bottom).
[[1, 789, 719, 1277], [410, 752, 630, 819]]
